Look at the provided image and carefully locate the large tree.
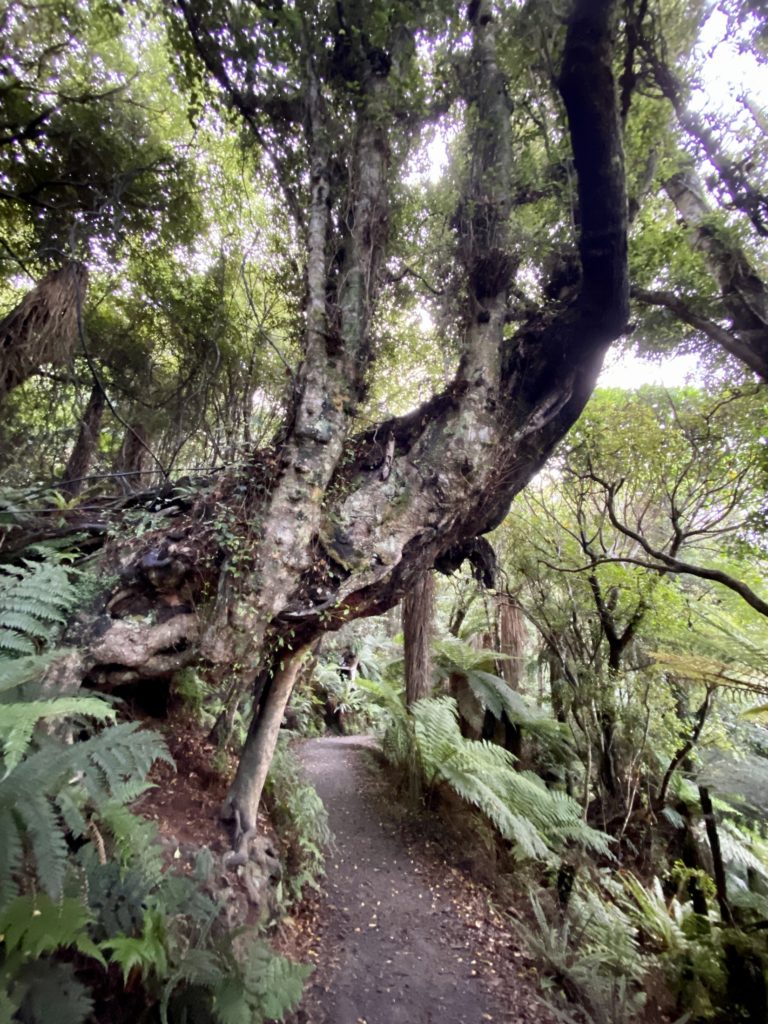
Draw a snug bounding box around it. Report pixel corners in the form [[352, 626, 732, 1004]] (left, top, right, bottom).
[[7, 0, 765, 851], [164, 0, 629, 842]]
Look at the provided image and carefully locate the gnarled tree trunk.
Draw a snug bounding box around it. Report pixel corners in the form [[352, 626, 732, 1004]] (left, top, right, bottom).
[[73, 0, 629, 844]]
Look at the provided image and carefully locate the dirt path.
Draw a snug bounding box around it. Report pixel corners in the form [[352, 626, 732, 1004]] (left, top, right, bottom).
[[297, 736, 550, 1024]]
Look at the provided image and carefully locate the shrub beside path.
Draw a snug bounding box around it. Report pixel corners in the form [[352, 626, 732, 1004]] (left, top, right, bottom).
[[296, 736, 553, 1024]]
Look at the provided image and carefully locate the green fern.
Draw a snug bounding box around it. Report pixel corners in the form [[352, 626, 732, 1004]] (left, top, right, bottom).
[[211, 939, 311, 1024], [356, 674, 420, 784], [265, 738, 331, 905], [101, 908, 169, 983], [412, 697, 611, 861], [0, 558, 78, 658], [5, 960, 94, 1024], [0, 893, 104, 966], [95, 799, 166, 881], [82, 859, 149, 940], [0, 722, 172, 911], [518, 888, 647, 1024], [433, 637, 571, 755], [0, 697, 115, 774], [160, 936, 312, 1024], [0, 549, 313, 1023], [0, 651, 63, 694]]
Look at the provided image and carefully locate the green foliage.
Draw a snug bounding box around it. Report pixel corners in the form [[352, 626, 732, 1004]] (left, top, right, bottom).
[[355, 674, 419, 783], [172, 666, 211, 722], [0, 696, 115, 774], [433, 635, 570, 749], [0, 556, 78, 658], [0, 690, 310, 1024], [6, 959, 94, 1024], [160, 936, 311, 1024], [0, 717, 172, 912], [621, 873, 727, 1020], [265, 739, 331, 905], [0, 893, 104, 966], [102, 908, 169, 983], [211, 940, 311, 1024], [519, 888, 646, 1024], [413, 696, 611, 863]]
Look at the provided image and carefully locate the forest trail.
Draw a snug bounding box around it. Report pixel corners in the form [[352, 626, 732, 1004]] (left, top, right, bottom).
[[297, 736, 550, 1024]]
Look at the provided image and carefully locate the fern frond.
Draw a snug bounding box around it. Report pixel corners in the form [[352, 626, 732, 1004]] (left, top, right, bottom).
[[160, 946, 225, 1023], [0, 805, 23, 912], [82, 859, 148, 941], [0, 557, 79, 661], [9, 960, 94, 1024], [0, 719, 171, 909], [0, 609, 62, 638], [718, 821, 768, 879], [412, 697, 609, 861], [15, 794, 69, 902], [0, 893, 104, 964], [0, 652, 59, 693], [102, 908, 168, 982], [97, 801, 164, 881], [240, 939, 312, 1020], [433, 636, 508, 677], [0, 697, 115, 774], [0, 629, 35, 656]]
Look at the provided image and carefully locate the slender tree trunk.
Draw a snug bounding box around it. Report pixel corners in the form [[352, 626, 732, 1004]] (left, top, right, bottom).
[[656, 688, 713, 807], [60, 382, 105, 497], [699, 785, 734, 925], [680, 806, 710, 916], [496, 594, 526, 758], [115, 422, 151, 492], [402, 570, 434, 705], [222, 647, 307, 831], [598, 702, 620, 800], [544, 645, 567, 723]]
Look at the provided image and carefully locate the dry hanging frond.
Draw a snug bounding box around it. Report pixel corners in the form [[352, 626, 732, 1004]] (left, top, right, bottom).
[[0, 262, 88, 401]]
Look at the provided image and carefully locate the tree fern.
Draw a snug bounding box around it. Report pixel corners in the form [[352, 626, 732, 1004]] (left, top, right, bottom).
[[412, 697, 611, 861], [356, 674, 416, 771], [433, 636, 570, 757], [433, 636, 504, 677]]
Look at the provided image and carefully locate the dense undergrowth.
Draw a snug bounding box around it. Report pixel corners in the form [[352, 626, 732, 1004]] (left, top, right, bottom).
[[0, 551, 316, 1024], [4, 539, 768, 1024], [287, 609, 768, 1024]]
